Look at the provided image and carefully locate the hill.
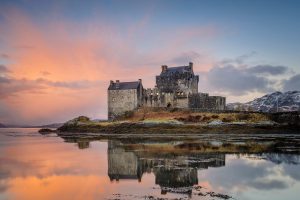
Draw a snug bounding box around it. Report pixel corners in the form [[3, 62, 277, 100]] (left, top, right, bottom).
[[227, 91, 300, 112]]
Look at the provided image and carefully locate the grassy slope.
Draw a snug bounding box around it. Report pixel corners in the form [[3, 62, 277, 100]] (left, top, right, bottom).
[[56, 110, 289, 134], [124, 107, 269, 123]]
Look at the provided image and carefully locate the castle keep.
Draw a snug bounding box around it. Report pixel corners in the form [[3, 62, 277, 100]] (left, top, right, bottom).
[[108, 62, 226, 119]]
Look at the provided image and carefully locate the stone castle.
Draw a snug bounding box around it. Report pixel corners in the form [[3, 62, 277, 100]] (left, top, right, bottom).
[[108, 62, 226, 120]]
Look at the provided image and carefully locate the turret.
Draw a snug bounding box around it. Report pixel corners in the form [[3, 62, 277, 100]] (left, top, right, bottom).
[[115, 80, 120, 89], [161, 65, 168, 72], [189, 62, 193, 71]]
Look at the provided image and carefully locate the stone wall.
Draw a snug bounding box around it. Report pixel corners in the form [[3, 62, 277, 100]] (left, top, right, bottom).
[[108, 89, 138, 119], [156, 63, 199, 95], [175, 96, 189, 108], [143, 90, 226, 110], [144, 88, 180, 108], [208, 96, 226, 110], [188, 93, 209, 109], [156, 74, 198, 94]]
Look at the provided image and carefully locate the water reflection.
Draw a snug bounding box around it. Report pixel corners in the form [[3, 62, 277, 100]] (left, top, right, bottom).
[[107, 140, 226, 195], [1, 129, 300, 200], [108, 140, 143, 182], [106, 139, 300, 199], [64, 137, 300, 198]]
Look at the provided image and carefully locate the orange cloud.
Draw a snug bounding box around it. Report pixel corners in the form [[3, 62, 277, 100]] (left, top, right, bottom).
[[0, 7, 218, 124]]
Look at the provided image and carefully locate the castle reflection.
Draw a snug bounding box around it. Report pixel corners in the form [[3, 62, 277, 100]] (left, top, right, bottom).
[[107, 140, 225, 195]]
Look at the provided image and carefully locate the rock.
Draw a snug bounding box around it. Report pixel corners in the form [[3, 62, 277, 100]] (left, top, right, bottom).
[[208, 120, 224, 125], [38, 128, 56, 134], [64, 116, 90, 125]]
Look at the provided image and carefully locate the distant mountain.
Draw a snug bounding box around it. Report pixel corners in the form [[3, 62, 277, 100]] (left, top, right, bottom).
[[0, 123, 63, 128], [39, 123, 64, 128], [227, 91, 300, 112]]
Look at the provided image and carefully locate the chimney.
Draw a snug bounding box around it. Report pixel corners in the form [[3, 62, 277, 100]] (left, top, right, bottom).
[[115, 80, 120, 89], [110, 80, 114, 85], [161, 65, 168, 72], [189, 62, 193, 70], [138, 79, 142, 84]]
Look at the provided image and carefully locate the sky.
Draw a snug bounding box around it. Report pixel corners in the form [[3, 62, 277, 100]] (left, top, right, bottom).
[[0, 0, 300, 125]]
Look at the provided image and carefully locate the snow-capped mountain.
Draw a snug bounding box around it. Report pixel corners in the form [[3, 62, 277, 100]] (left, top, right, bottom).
[[227, 91, 300, 112]]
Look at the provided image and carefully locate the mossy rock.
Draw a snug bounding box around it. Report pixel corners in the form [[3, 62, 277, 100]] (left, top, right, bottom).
[[38, 128, 56, 134]]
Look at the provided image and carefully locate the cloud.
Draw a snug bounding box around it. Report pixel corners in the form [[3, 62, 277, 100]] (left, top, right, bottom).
[[0, 5, 296, 124], [197, 52, 293, 97], [201, 65, 273, 95], [283, 74, 300, 91], [249, 179, 289, 190], [198, 155, 295, 194], [36, 78, 99, 89], [0, 6, 222, 125], [0, 76, 100, 98], [168, 51, 202, 64], [40, 71, 51, 76], [219, 51, 257, 66], [247, 65, 288, 75], [0, 53, 9, 59], [0, 76, 11, 83], [0, 65, 10, 73], [0, 77, 45, 98]]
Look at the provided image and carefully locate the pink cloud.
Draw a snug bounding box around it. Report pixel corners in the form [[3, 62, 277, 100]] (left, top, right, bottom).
[[0, 7, 219, 125]]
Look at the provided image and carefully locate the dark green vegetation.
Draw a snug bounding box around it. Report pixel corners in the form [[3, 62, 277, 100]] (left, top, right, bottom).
[[56, 111, 299, 135], [58, 121, 297, 135], [38, 128, 56, 134]]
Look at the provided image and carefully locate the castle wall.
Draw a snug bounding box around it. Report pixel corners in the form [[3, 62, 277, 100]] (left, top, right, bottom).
[[175, 97, 189, 108], [156, 63, 199, 95], [164, 93, 175, 107], [188, 93, 209, 109], [156, 74, 199, 95], [144, 89, 178, 108], [143, 90, 226, 111], [190, 77, 199, 94], [108, 89, 138, 119], [208, 96, 226, 110]]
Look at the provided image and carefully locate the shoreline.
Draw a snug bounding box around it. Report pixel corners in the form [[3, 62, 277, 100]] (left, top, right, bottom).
[[56, 122, 299, 134], [37, 111, 300, 137]]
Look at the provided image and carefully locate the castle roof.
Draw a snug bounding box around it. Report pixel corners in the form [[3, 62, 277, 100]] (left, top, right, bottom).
[[161, 65, 192, 75], [108, 81, 141, 90]]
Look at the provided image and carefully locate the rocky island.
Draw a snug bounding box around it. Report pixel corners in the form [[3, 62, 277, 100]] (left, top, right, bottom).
[[53, 108, 299, 137], [40, 62, 299, 155]]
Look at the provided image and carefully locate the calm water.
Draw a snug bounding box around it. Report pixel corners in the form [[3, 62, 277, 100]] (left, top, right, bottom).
[[0, 128, 300, 200]]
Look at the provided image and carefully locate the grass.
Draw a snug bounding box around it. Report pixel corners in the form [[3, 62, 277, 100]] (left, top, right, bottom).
[[125, 107, 269, 123], [56, 109, 281, 134]]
